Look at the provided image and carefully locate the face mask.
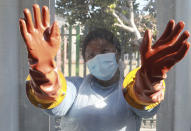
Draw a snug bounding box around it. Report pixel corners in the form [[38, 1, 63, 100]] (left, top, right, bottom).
[[86, 53, 119, 81]]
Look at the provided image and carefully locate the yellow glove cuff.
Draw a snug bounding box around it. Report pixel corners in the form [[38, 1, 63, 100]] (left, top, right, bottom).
[[123, 67, 165, 110], [26, 70, 67, 109]]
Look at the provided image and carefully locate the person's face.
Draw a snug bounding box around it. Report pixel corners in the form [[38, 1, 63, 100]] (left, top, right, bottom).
[[85, 38, 119, 62]]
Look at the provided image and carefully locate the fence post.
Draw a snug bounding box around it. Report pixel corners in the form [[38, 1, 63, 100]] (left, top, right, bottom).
[[61, 26, 65, 74], [68, 25, 72, 76], [76, 25, 80, 76]]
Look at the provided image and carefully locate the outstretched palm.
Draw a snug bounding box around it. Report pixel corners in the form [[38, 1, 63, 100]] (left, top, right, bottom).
[[140, 20, 190, 83], [133, 20, 190, 104], [19, 4, 61, 73]]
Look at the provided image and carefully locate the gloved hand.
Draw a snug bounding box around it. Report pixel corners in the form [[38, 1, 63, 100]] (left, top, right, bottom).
[[19, 4, 61, 100], [140, 20, 190, 83], [134, 20, 190, 104], [19, 4, 61, 73]]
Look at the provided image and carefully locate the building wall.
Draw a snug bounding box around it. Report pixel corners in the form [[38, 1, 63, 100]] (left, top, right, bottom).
[[156, 0, 191, 131], [0, 1, 20, 131], [0, 0, 54, 131]]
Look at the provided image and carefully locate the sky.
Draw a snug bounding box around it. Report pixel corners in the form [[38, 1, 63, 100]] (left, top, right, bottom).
[[136, 0, 149, 10]]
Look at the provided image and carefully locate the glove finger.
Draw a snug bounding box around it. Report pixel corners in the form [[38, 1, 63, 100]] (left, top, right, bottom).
[[163, 21, 184, 45], [23, 8, 35, 33], [42, 6, 50, 27], [19, 19, 28, 41], [140, 30, 152, 59], [33, 4, 43, 29], [153, 20, 175, 48], [148, 31, 190, 63], [156, 41, 190, 70], [50, 22, 61, 46]]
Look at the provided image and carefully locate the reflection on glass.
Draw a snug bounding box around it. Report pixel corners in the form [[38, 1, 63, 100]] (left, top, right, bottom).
[[54, 0, 158, 130]]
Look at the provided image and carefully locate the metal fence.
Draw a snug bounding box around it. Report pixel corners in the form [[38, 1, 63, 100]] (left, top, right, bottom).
[[57, 25, 142, 77]]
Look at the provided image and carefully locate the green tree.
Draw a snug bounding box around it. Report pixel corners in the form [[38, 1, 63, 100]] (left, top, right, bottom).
[[56, 0, 157, 50]]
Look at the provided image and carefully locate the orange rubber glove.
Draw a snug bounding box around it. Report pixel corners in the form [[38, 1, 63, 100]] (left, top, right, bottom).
[[19, 4, 61, 101], [134, 20, 190, 104], [140, 20, 190, 83]]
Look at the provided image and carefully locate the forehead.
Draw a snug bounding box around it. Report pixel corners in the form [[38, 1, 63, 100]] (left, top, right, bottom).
[[86, 38, 115, 50]]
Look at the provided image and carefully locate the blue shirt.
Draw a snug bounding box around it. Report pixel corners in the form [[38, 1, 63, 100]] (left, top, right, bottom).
[[44, 75, 159, 131]]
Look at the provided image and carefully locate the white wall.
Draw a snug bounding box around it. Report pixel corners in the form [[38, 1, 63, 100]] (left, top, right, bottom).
[[0, 0, 20, 131], [174, 0, 191, 130], [156, 0, 191, 131], [0, 0, 54, 131]]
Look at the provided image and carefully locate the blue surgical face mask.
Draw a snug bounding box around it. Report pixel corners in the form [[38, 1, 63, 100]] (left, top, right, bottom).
[[86, 53, 119, 81]]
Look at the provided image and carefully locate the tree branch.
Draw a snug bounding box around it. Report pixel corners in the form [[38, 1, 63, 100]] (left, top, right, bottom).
[[108, 0, 142, 43], [114, 23, 134, 32], [112, 9, 134, 32], [129, 0, 142, 39], [112, 9, 124, 26], [129, 0, 135, 26], [115, 10, 130, 25]]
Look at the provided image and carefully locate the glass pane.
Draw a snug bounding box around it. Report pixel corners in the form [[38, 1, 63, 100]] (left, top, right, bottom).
[[54, 0, 158, 131]]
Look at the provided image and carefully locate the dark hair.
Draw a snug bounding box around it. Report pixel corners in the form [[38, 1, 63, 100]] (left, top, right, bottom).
[[82, 28, 121, 59]]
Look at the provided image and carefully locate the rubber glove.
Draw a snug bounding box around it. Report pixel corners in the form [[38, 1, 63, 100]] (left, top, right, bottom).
[[19, 4, 61, 101], [135, 20, 190, 104]]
